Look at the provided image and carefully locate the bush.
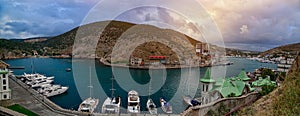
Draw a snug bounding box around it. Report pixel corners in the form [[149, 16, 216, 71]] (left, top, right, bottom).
[[259, 84, 276, 96]]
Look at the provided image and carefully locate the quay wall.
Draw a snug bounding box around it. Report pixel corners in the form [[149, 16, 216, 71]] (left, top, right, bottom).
[[182, 92, 259, 116], [9, 75, 92, 116]]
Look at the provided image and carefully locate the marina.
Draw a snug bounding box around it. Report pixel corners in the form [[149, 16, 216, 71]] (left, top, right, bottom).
[[4, 57, 277, 114]]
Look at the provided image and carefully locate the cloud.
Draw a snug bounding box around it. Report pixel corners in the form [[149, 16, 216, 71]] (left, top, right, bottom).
[[198, 0, 300, 51], [240, 25, 248, 34], [0, 0, 299, 51], [0, 0, 96, 38], [115, 7, 204, 41]]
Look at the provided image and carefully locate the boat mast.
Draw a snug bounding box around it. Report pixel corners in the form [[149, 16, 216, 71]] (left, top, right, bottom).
[[188, 60, 191, 95], [110, 75, 116, 98], [88, 66, 93, 98], [31, 58, 34, 74], [148, 69, 152, 99]]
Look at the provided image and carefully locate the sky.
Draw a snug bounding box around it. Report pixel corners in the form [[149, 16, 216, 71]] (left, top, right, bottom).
[[0, 0, 299, 51]]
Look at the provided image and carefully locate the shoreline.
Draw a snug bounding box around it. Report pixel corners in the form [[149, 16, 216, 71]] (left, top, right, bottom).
[[3, 56, 214, 69]]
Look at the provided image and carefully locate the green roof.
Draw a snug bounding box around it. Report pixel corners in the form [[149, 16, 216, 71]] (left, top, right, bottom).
[[209, 78, 246, 98], [0, 70, 8, 74], [252, 77, 276, 87], [237, 70, 251, 81], [200, 68, 216, 83]]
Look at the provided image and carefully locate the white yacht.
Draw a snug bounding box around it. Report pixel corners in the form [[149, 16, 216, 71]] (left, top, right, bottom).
[[160, 98, 172, 114], [78, 97, 99, 113], [102, 76, 121, 114], [102, 96, 121, 114], [146, 70, 157, 115], [24, 73, 54, 85], [43, 85, 68, 97], [146, 99, 157, 115], [78, 66, 99, 113], [127, 90, 140, 113], [30, 79, 54, 88]]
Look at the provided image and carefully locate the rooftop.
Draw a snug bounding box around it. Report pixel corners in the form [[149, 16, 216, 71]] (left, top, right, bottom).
[[200, 69, 216, 83]]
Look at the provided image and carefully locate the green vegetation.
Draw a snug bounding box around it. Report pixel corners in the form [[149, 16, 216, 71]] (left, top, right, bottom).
[[272, 72, 300, 115], [259, 84, 276, 96], [261, 68, 275, 81], [7, 104, 39, 116]]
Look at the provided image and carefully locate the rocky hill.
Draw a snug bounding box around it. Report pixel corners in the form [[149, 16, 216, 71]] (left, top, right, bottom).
[[1, 20, 220, 63]]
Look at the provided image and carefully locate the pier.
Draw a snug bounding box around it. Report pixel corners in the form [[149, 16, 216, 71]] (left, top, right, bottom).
[[8, 66, 25, 69], [3, 75, 180, 116]]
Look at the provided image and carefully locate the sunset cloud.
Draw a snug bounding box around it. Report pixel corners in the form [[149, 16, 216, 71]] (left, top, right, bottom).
[[0, 0, 299, 51]]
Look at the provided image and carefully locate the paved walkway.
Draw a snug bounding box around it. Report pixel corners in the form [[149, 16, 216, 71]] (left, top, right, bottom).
[[0, 76, 65, 116]]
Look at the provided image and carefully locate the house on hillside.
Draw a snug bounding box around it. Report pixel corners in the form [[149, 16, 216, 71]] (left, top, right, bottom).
[[0, 60, 11, 100]]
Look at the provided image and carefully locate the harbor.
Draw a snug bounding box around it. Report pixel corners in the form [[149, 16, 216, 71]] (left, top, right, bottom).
[[1, 57, 278, 115]]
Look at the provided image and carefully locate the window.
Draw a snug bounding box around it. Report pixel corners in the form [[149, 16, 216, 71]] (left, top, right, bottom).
[[3, 86, 7, 90], [206, 85, 209, 92], [3, 79, 6, 85], [202, 84, 205, 91], [3, 74, 6, 79], [3, 94, 7, 99]]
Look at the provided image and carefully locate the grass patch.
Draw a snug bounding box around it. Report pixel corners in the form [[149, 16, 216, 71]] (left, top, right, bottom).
[[7, 104, 39, 116], [272, 72, 300, 115]]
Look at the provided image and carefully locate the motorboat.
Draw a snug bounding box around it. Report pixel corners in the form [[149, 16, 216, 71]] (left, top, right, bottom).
[[160, 98, 172, 114], [182, 95, 193, 106], [43, 85, 68, 97], [146, 98, 157, 115], [127, 90, 140, 113]]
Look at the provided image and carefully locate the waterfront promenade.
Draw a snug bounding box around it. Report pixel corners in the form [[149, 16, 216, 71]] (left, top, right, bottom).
[[1, 75, 179, 116]]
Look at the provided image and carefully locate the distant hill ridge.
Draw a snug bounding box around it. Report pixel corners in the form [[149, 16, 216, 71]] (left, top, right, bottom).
[[261, 42, 300, 55], [0, 20, 206, 62]]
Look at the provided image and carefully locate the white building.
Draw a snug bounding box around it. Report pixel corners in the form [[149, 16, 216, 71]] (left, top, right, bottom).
[[0, 60, 11, 100], [277, 58, 294, 72]]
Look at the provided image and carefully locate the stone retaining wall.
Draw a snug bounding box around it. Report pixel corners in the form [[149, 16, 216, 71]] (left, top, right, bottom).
[[182, 92, 259, 116]]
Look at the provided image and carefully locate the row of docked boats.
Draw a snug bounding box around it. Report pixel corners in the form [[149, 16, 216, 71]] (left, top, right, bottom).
[[77, 89, 172, 115], [18, 73, 68, 97], [77, 69, 172, 115]]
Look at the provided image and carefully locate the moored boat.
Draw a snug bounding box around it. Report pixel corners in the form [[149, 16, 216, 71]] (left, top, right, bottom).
[[160, 98, 172, 114], [102, 75, 121, 114], [78, 97, 99, 113], [102, 96, 121, 114], [147, 98, 157, 115], [43, 85, 68, 97], [127, 90, 140, 113]]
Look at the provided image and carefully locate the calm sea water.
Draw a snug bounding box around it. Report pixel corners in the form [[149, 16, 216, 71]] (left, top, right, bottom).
[[5, 57, 276, 114]]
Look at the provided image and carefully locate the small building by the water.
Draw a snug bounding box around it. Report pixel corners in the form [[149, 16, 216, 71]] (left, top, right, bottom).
[[148, 56, 168, 65], [129, 56, 143, 66], [0, 60, 11, 100]]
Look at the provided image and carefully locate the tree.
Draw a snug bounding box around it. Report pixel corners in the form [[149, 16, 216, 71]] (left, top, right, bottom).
[[261, 68, 276, 81]]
